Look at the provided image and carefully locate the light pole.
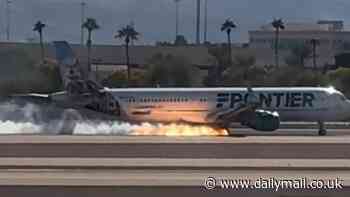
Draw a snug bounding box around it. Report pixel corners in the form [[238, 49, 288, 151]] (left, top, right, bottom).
[[80, 1, 86, 45], [203, 0, 208, 43], [6, 0, 12, 41], [196, 0, 200, 45], [174, 0, 180, 39]]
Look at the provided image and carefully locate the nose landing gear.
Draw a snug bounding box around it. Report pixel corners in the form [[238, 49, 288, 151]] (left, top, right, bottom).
[[318, 121, 327, 136]]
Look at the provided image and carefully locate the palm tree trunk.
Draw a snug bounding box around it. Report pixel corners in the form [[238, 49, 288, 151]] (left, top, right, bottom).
[[39, 32, 44, 63], [126, 41, 130, 86], [228, 31, 232, 66], [312, 43, 317, 70], [275, 28, 279, 68], [87, 31, 92, 73]]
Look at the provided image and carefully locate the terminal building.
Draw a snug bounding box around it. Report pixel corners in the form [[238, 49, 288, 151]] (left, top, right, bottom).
[[249, 20, 350, 68]]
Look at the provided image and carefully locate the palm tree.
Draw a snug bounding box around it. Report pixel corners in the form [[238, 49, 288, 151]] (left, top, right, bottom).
[[82, 18, 100, 73], [310, 38, 320, 70], [33, 21, 46, 63], [271, 18, 285, 68], [115, 24, 139, 84], [221, 19, 236, 66]]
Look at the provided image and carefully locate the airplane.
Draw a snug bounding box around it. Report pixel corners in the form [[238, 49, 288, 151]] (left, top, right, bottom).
[[12, 41, 350, 136]]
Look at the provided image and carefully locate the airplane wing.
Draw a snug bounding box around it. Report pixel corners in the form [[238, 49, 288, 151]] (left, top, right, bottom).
[[207, 103, 255, 125], [208, 89, 280, 132], [9, 94, 52, 104]]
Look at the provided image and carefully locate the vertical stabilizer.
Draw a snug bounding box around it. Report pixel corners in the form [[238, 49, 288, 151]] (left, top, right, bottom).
[[53, 41, 101, 95]]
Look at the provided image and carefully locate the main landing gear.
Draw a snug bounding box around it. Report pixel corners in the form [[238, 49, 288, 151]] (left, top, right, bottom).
[[318, 121, 327, 136]]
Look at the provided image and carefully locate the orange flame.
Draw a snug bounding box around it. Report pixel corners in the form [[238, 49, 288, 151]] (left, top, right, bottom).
[[131, 123, 228, 136]]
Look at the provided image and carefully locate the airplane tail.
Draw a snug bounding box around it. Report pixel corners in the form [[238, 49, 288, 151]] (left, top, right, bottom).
[[53, 41, 102, 95], [51, 41, 123, 117], [53, 41, 77, 66]]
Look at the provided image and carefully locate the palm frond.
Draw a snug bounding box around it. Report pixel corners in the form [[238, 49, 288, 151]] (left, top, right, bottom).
[[83, 18, 100, 31], [272, 18, 285, 30], [221, 19, 236, 32], [115, 24, 140, 42], [33, 21, 46, 32]]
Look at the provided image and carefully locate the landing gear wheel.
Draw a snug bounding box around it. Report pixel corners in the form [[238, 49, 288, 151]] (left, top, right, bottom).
[[318, 129, 327, 136], [317, 121, 327, 136]]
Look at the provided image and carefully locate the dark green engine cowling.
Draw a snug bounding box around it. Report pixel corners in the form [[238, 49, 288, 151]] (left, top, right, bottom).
[[247, 110, 280, 132]]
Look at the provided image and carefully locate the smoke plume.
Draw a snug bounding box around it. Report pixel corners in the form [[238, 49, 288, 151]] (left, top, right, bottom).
[[0, 99, 227, 136]]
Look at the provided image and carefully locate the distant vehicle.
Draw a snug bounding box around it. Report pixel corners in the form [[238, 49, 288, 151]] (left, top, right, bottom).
[[14, 41, 350, 136]]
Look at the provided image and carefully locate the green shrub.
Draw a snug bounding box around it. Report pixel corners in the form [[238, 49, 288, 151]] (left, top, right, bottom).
[[102, 71, 128, 88], [0, 48, 62, 95], [145, 53, 197, 87], [328, 68, 350, 96]]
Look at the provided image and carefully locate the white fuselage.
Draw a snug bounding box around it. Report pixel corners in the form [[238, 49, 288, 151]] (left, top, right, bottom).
[[108, 87, 350, 124]]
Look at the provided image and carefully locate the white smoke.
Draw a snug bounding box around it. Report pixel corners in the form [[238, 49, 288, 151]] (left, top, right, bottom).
[[74, 121, 134, 135], [0, 100, 225, 136], [0, 100, 135, 135], [0, 120, 43, 134], [0, 102, 43, 134]]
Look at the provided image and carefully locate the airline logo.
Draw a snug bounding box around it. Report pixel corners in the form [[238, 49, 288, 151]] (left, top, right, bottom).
[[217, 92, 315, 109]]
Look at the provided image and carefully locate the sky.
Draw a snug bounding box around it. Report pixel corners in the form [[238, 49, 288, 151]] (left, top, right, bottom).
[[0, 0, 349, 45]]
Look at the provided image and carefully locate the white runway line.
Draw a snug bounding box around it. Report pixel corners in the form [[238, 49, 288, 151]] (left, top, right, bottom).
[[0, 168, 349, 186], [0, 158, 350, 169], [1, 135, 350, 144]]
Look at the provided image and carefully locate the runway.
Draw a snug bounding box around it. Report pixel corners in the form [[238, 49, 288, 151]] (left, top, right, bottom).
[[1, 186, 348, 197], [1, 129, 350, 196], [0, 167, 348, 186], [1, 133, 350, 159]]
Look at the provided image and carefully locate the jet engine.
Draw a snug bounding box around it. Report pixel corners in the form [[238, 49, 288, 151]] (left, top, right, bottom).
[[244, 110, 280, 132]]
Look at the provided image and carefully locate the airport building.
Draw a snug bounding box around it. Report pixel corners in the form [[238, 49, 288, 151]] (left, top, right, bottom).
[[249, 20, 350, 68]]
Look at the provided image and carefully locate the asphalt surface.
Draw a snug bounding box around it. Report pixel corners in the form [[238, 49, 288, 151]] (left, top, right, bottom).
[[0, 163, 349, 196], [1, 134, 350, 159], [1, 130, 350, 196], [0, 168, 348, 186], [0, 186, 348, 197], [228, 128, 350, 136], [1, 158, 350, 170]]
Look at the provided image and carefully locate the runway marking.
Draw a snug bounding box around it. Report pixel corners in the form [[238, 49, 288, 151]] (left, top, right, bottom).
[[0, 135, 350, 144], [0, 158, 349, 169], [0, 168, 349, 186]]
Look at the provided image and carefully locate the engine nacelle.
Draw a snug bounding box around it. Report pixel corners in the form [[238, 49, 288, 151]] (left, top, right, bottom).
[[246, 110, 280, 132]]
